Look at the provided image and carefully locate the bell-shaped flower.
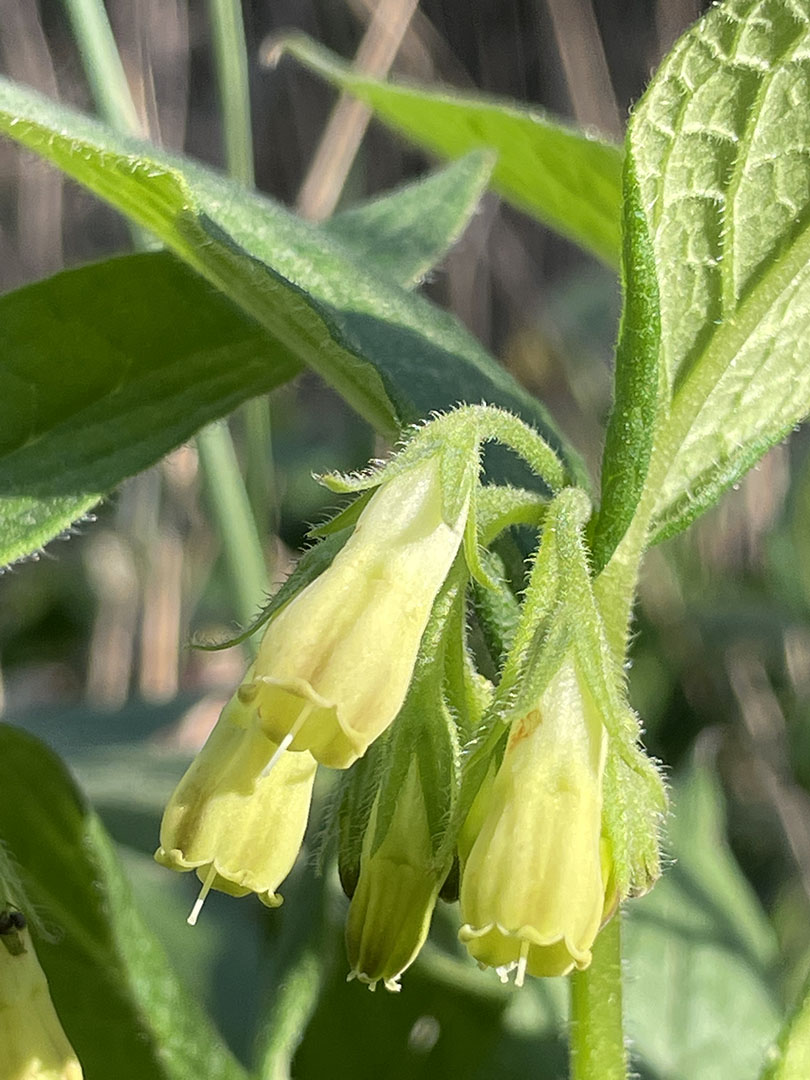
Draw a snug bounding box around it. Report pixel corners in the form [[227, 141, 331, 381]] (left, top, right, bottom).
[[0, 914, 83, 1079], [244, 457, 468, 769], [345, 762, 446, 992], [155, 687, 316, 921], [459, 657, 614, 983]]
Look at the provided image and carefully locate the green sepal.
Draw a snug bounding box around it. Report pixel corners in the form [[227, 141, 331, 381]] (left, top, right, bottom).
[[470, 550, 520, 672], [462, 491, 500, 590], [371, 557, 469, 862], [471, 484, 666, 900], [530, 488, 666, 897], [494, 488, 589, 710], [476, 483, 547, 546], [306, 488, 375, 539], [317, 467, 385, 495], [333, 737, 389, 900], [190, 527, 352, 651], [602, 742, 667, 899], [461, 477, 547, 594]]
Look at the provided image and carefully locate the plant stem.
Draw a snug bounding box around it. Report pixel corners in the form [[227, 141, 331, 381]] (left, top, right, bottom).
[[62, 0, 150, 250], [196, 424, 268, 650], [66, 0, 270, 633], [243, 395, 275, 537], [62, 0, 141, 137], [570, 914, 626, 1080], [206, 0, 254, 187], [207, 0, 277, 552]]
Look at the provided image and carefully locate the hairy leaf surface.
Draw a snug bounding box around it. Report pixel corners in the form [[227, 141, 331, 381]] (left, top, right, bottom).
[[630, 0, 810, 541], [0, 81, 580, 564]]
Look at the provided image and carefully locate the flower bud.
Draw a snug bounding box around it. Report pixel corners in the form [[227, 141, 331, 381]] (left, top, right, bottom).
[[345, 762, 446, 992], [0, 912, 83, 1079], [155, 689, 316, 919], [245, 457, 468, 769], [459, 657, 613, 983]]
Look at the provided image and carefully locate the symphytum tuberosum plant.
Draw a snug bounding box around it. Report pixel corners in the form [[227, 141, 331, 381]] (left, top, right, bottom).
[[1, 1, 810, 1078]]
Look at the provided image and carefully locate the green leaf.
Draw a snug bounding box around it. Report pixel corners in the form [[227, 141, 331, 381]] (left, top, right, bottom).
[[591, 152, 662, 572], [0, 723, 248, 1080], [0, 251, 296, 567], [0, 78, 583, 563], [0, 151, 490, 568], [629, 0, 810, 543], [625, 763, 781, 1080], [274, 34, 624, 267], [325, 151, 495, 287]]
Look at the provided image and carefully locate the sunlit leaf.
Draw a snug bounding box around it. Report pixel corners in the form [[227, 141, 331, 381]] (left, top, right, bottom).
[[0, 79, 582, 566], [275, 33, 623, 266], [629, 0, 810, 542]]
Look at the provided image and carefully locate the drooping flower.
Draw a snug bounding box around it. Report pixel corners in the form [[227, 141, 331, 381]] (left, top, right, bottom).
[[155, 688, 316, 921], [0, 912, 83, 1079], [345, 761, 448, 992], [459, 657, 614, 983], [242, 457, 469, 769]]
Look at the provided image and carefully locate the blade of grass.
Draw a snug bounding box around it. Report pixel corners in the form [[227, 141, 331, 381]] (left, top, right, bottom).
[[196, 423, 268, 644], [65, 0, 269, 630], [207, 0, 276, 569], [206, 0, 254, 188], [62, 0, 147, 250], [62, 0, 141, 136]]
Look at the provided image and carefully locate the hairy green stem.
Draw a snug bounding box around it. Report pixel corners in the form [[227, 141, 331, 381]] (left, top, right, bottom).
[[197, 423, 268, 649], [570, 914, 626, 1080]]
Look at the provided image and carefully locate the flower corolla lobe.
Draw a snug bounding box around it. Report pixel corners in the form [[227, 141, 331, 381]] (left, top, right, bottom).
[[155, 690, 316, 909]]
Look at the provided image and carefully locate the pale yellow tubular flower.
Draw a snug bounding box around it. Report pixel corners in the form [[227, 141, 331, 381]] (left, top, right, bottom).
[[155, 689, 316, 922], [247, 458, 468, 769], [0, 920, 83, 1080], [459, 657, 612, 984], [345, 762, 445, 992]]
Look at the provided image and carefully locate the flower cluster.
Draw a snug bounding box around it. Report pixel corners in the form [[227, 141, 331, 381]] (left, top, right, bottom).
[[156, 406, 665, 989]]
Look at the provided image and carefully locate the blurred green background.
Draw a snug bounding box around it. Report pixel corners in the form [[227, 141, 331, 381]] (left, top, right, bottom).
[[2, 2, 808, 1077]]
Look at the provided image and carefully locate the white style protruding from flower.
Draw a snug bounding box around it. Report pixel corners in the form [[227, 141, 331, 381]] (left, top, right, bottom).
[[155, 686, 317, 923]]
